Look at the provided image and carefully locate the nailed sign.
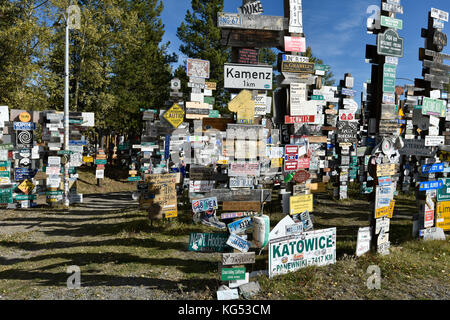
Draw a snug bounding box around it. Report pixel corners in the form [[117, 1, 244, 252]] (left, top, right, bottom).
[[187, 58, 210, 79], [377, 29, 404, 57], [222, 252, 256, 266], [289, 194, 313, 215], [188, 233, 230, 252], [337, 122, 358, 143], [224, 64, 273, 90], [281, 61, 314, 74], [422, 98, 446, 118], [163, 104, 185, 128]]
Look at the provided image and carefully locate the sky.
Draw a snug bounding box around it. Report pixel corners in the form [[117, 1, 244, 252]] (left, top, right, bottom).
[[161, 0, 450, 102]]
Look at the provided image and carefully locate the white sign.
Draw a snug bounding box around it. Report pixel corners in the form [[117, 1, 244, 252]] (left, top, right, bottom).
[[217, 289, 239, 301], [289, 0, 303, 33], [291, 100, 317, 116], [356, 227, 372, 257], [254, 94, 268, 115], [425, 136, 445, 147], [431, 8, 449, 22], [224, 64, 273, 90], [290, 83, 307, 115], [187, 59, 210, 79], [0, 106, 8, 127], [189, 181, 215, 193], [48, 157, 61, 167], [96, 170, 105, 179], [269, 228, 336, 278]]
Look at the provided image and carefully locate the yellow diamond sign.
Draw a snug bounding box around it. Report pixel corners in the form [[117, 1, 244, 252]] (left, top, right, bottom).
[[18, 179, 35, 195], [163, 104, 185, 128]]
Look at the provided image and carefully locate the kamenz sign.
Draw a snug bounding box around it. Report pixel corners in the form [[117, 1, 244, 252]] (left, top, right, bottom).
[[224, 64, 273, 90]]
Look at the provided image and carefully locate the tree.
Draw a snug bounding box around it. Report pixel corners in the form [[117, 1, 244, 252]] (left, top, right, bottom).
[[176, 0, 230, 109], [305, 46, 335, 86]]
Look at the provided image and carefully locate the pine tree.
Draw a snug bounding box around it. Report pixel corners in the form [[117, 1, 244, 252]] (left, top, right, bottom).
[[305, 46, 335, 86], [176, 0, 230, 109]]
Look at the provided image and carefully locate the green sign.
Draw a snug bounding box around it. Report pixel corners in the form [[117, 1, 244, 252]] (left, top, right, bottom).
[[0, 188, 13, 204], [314, 64, 330, 71], [0, 161, 11, 167], [69, 119, 83, 124], [311, 95, 324, 100], [139, 108, 157, 113], [46, 191, 63, 196], [381, 16, 403, 30], [221, 267, 246, 281], [438, 178, 450, 202], [377, 29, 404, 57], [95, 159, 107, 165], [0, 144, 14, 151], [128, 176, 141, 182], [15, 194, 37, 201], [57, 150, 74, 155], [204, 96, 216, 105], [209, 110, 220, 118], [383, 64, 397, 93], [422, 97, 446, 118], [0, 171, 10, 178], [188, 233, 230, 253], [118, 144, 130, 151]]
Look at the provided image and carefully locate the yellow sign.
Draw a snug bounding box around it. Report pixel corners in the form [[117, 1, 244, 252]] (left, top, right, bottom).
[[163, 104, 185, 128], [290, 194, 314, 215], [376, 164, 396, 177], [165, 210, 178, 219], [139, 174, 178, 218], [436, 201, 450, 231], [308, 182, 327, 194], [205, 82, 217, 90], [376, 200, 395, 219], [83, 156, 94, 163], [18, 179, 35, 195], [19, 111, 31, 122], [271, 158, 283, 168], [228, 90, 255, 124]]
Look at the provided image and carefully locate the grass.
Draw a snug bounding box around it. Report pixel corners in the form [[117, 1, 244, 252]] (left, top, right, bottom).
[[0, 176, 448, 300], [76, 166, 137, 195]]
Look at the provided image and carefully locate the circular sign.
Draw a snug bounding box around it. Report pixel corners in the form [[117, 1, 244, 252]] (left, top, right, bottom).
[[20, 158, 30, 167], [293, 170, 311, 184], [19, 112, 31, 123], [381, 139, 393, 155]]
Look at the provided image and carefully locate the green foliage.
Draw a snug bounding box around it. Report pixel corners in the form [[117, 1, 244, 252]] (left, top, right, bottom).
[[176, 0, 231, 109], [305, 46, 335, 86]]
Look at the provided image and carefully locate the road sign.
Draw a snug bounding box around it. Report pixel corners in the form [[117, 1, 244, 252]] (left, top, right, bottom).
[[377, 29, 404, 57], [163, 104, 185, 129], [383, 64, 397, 93], [380, 16, 403, 29], [224, 64, 273, 90], [419, 180, 444, 191], [18, 179, 35, 195], [437, 178, 450, 202]]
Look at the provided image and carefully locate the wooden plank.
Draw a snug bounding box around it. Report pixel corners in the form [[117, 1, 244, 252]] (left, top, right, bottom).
[[196, 189, 272, 202], [423, 59, 450, 71], [220, 29, 284, 48], [202, 118, 234, 131], [217, 12, 288, 31], [222, 201, 261, 212], [425, 73, 449, 83]]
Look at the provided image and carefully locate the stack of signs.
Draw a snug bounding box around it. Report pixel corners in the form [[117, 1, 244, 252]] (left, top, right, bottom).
[[365, 0, 405, 255], [0, 106, 14, 207], [43, 112, 64, 205], [336, 74, 358, 200], [412, 8, 449, 238], [13, 111, 38, 208], [95, 149, 107, 181]]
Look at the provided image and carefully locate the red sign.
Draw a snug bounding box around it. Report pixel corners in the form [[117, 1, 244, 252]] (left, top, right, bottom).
[[339, 111, 355, 121], [284, 36, 306, 52], [298, 158, 310, 169], [284, 161, 299, 172], [97, 164, 105, 169], [293, 170, 311, 184], [284, 145, 299, 172], [285, 115, 315, 124]]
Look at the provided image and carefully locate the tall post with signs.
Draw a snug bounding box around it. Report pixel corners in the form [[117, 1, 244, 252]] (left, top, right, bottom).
[[412, 8, 449, 239], [365, 0, 405, 255]]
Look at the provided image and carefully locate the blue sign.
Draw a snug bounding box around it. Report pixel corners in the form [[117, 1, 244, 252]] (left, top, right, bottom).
[[13, 122, 36, 130], [341, 88, 356, 97], [397, 120, 406, 124], [14, 168, 37, 181], [419, 180, 444, 191], [69, 140, 87, 146], [164, 135, 171, 160], [422, 163, 445, 174]]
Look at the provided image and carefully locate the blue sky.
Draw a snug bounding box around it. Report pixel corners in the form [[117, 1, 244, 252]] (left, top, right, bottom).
[[161, 0, 449, 101]]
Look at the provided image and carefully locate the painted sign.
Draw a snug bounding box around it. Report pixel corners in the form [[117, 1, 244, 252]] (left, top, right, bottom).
[[226, 233, 251, 253], [290, 194, 313, 215], [289, 0, 303, 33], [187, 58, 210, 79], [269, 228, 336, 278], [13, 122, 36, 131], [383, 64, 397, 93], [224, 64, 272, 90], [285, 115, 315, 124], [376, 163, 396, 177], [222, 252, 256, 266], [238, 48, 259, 65], [188, 233, 230, 252], [337, 122, 358, 143], [377, 28, 404, 57], [281, 61, 314, 74]]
